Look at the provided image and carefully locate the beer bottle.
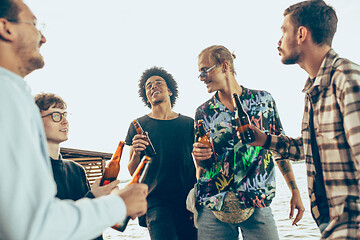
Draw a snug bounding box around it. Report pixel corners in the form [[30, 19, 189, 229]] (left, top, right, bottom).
[[100, 141, 125, 186], [232, 93, 255, 144], [132, 119, 156, 156], [196, 120, 215, 168], [116, 156, 152, 232]]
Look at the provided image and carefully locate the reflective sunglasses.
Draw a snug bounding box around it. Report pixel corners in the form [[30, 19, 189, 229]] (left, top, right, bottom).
[[198, 64, 217, 78]]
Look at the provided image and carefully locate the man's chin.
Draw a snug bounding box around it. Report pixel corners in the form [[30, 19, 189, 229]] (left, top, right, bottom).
[[281, 54, 299, 65], [35, 56, 45, 69], [26, 57, 45, 75], [207, 88, 217, 94], [281, 58, 296, 65]]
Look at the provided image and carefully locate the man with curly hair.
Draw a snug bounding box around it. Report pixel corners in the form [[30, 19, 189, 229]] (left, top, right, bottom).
[[125, 66, 197, 239]]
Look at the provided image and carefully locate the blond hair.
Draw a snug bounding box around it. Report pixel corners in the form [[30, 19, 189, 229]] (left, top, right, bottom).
[[198, 45, 236, 75]]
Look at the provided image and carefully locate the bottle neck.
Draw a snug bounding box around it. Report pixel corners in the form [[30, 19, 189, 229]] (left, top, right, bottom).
[[199, 127, 206, 137], [232, 93, 245, 114]]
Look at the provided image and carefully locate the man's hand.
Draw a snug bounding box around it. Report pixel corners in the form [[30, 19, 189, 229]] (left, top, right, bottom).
[[112, 183, 148, 219], [289, 189, 305, 226], [132, 134, 149, 156], [91, 177, 120, 198], [192, 142, 212, 167], [238, 125, 268, 147]]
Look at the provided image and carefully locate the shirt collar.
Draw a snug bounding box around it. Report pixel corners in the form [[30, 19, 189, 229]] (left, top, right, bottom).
[[210, 85, 248, 111], [302, 48, 339, 95], [49, 153, 63, 161], [0, 66, 32, 93]]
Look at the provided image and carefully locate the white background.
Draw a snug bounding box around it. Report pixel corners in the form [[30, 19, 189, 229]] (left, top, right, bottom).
[[25, 0, 360, 178]]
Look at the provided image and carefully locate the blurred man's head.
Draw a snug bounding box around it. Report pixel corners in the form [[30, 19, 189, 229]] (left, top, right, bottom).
[[0, 0, 46, 77]]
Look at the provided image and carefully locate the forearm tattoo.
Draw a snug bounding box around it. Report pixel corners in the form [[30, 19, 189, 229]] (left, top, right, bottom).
[[277, 160, 298, 190]]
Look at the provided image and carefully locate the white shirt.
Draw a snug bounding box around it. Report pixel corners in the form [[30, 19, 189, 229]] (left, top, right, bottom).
[[0, 67, 126, 240]]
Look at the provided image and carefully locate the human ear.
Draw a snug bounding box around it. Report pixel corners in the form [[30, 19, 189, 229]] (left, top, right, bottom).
[[222, 61, 229, 73], [297, 26, 308, 44], [0, 18, 15, 41]]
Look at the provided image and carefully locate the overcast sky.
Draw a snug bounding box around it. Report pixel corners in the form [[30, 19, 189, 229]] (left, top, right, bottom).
[[25, 0, 360, 178]]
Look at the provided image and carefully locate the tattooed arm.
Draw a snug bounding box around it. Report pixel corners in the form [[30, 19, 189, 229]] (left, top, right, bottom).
[[276, 159, 305, 225]]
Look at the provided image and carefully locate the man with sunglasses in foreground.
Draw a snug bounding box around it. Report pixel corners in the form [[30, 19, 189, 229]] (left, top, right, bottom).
[[35, 93, 121, 240], [192, 45, 304, 240], [0, 0, 147, 239]]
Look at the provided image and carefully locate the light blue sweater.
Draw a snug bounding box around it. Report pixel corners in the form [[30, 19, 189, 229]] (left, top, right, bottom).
[[0, 67, 125, 240]]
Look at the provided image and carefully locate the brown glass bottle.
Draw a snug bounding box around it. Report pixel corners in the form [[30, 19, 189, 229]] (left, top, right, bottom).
[[116, 156, 152, 232], [197, 120, 215, 169], [132, 119, 156, 156], [100, 141, 125, 186], [232, 93, 255, 144]]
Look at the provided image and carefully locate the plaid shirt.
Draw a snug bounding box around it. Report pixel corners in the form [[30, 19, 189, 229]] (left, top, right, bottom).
[[269, 49, 360, 239]]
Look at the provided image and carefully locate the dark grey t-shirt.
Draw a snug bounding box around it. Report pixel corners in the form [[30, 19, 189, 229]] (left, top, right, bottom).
[[125, 114, 196, 208], [50, 155, 94, 201]]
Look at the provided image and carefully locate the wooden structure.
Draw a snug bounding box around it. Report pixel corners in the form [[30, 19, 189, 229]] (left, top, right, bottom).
[[60, 147, 113, 185]]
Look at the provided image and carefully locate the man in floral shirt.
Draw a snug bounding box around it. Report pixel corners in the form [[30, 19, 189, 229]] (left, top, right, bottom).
[[192, 45, 304, 240]]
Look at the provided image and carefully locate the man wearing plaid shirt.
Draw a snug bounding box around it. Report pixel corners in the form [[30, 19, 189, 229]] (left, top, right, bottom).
[[248, 1, 360, 239]]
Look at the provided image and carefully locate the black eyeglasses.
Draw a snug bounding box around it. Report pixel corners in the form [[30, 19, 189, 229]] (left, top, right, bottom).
[[41, 112, 67, 122], [198, 64, 217, 78]]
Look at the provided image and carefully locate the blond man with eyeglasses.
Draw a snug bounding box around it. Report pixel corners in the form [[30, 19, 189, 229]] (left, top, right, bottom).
[[192, 45, 304, 240]]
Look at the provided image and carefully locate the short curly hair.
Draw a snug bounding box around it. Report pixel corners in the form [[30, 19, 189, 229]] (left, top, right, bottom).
[[138, 66, 178, 109]]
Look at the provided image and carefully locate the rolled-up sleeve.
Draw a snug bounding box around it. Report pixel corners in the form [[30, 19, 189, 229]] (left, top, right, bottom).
[[268, 134, 304, 161]]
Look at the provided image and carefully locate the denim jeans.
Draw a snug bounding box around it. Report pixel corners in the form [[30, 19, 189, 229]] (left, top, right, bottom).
[[197, 206, 279, 240]]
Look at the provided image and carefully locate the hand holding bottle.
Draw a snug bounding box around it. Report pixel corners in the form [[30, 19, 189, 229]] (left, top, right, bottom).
[[111, 183, 148, 220], [117, 156, 152, 232], [129, 123, 153, 176], [192, 120, 215, 169], [192, 141, 213, 166], [131, 134, 149, 156], [132, 119, 156, 156], [90, 177, 120, 198], [238, 124, 268, 147]]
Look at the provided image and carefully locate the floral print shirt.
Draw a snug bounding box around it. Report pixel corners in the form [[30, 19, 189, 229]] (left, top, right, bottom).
[[194, 86, 285, 211]]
